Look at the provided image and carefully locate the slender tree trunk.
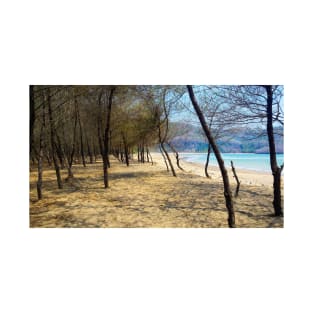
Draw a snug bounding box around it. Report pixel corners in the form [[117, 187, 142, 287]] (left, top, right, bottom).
[[167, 141, 184, 171], [231, 160, 240, 197], [205, 144, 212, 178], [37, 141, 43, 199], [264, 85, 283, 216], [159, 144, 169, 171], [106, 151, 111, 168], [141, 144, 145, 163], [121, 132, 129, 166], [97, 90, 105, 170], [76, 100, 86, 167], [125, 149, 129, 166], [47, 89, 63, 189], [86, 137, 93, 163], [147, 147, 154, 165], [30, 85, 35, 155], [157, 92, 176, 177], [67, 109, 78, 179], [187, 85, 235, 228], [103, 87, 115, 188], [97, 120, 104, 159], [45, 150, 52, 166], [36, 101, 45, 200], [55, 132, 65, 169], [93, 141, 97, 162], [108, 129, 114, 166], [67, 165, 74, 178], [158, 124, 176, 177], [160, 142, 176, 177]]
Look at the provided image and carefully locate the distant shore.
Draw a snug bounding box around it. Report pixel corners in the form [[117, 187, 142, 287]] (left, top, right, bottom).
[[150, 152, 282, 187]]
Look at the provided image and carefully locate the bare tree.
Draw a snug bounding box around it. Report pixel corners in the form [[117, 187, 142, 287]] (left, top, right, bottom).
[[214, 85, 284, 216], [264, 85, 283, 216], [166, 141, 184, 171], [187, 85, 236, 228], [157, 109, 177, 177]]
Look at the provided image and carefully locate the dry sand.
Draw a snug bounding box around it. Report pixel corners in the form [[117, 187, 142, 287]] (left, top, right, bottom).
[[154, 153, 275, 187], [29, 153, 283, 228]]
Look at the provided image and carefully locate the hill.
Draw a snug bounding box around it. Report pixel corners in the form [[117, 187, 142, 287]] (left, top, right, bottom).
[[169, 123, 283, 153]]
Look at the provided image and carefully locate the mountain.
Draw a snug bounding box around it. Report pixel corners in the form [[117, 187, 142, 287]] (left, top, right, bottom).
[[169, 123, 284, 153]]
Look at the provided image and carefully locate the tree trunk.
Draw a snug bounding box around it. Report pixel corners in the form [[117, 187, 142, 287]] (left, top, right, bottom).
[[55, 132, 65, 169], [121, 132, 129, 166], [37, 142, 43, 199], [97, 119, 104, 159], [205, 144, 212, 178], [141, 144, 145, 163], [47, 89, 63, 189], [36, 100, 45, 200], [76, 100, 86, 167], [231, 160, 240, 197], [159, 144, 169, 171], [93, 141, 97, 162], [147, 147, 154, 165], [103, 87, 115, 188], [160, 142, 176, 177], [187, 85, 235, 228], [120, 145, 124, 162], [158, 120, 176, 176], [86, 137, 93, 163], [45, 150, 52, 166], [30, 85, 35, 155], [67, 111, 78, 178], [264, 85, 283, 216], [167, 141, 184, 171]]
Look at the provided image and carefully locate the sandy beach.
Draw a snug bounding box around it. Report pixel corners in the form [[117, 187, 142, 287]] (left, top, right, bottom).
[[29, 152, 283, 228], [155, 152, 277, 187]]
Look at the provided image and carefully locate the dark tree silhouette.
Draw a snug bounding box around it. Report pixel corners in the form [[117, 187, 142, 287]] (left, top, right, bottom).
[[264, 85, 283, 216], [230, 160, 240, 197], [187, 85, 236, 228], [103, 86, 116, 188]]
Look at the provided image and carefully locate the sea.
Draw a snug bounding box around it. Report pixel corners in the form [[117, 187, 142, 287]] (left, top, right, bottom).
[[180, 153, 284, 173]]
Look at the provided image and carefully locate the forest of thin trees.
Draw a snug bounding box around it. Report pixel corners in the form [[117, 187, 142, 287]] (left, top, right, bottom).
[[30, 85, 284, 227]]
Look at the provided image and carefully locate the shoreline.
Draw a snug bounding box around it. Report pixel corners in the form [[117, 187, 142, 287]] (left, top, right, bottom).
[[179, 152, 283, 174], [150, 152, 282, 187]]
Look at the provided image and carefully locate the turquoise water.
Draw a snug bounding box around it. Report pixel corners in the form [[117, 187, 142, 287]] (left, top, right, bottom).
[[180, 153, 284, 173]]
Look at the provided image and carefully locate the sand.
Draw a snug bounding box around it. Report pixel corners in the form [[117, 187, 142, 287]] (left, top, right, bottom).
[[29, 152, 283, 228], [153, 153, 276, 187]]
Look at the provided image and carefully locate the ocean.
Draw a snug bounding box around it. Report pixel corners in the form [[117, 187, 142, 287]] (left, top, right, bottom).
[[180, 153, 284, 173]]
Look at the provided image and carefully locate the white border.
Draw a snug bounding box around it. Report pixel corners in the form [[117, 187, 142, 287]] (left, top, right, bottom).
[[1, 1, 312, 312]]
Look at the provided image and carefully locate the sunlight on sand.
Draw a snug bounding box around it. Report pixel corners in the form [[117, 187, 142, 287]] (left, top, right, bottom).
[[29, 153, 283, 228]]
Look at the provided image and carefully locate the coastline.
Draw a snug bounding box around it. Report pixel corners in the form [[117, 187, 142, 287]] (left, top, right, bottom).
[[150, 152, 282, 187]]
